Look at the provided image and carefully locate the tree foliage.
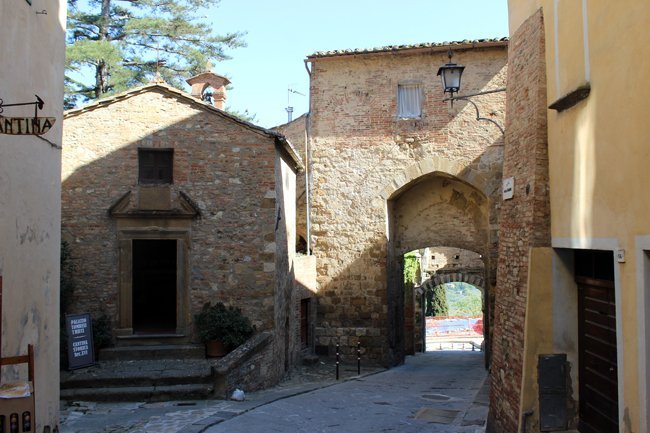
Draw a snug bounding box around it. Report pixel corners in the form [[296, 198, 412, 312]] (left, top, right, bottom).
[[403, 251, 419, 287], [426, 284, 449, 317], [446, 282, 482, 316], [65, 0, 245, 108]]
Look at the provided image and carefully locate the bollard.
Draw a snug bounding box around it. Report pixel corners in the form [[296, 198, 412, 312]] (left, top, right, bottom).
[[336, 342, 340, 380], [357, 341, 361, 375]]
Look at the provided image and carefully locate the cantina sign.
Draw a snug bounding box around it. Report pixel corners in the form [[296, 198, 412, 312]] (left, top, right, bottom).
[[0, 95, 56, 136]]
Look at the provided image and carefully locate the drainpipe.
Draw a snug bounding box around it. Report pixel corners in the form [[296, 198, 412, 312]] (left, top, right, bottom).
[[303, 60, 312, 255], [521, 409, 534, 433]]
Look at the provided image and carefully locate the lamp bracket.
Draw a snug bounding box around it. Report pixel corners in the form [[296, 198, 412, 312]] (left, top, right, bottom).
[[443, 87, 506, 135]]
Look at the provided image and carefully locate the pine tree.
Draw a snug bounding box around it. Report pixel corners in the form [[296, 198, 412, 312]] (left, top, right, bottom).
[[65, 0, 245, 108], [426, 284, 449, 317]]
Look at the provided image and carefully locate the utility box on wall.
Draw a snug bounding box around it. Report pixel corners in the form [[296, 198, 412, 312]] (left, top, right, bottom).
[[538, 354, 568, 431]]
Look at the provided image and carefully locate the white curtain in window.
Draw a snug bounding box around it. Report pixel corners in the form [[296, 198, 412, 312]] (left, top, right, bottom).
[[397, 84, 422, 118]]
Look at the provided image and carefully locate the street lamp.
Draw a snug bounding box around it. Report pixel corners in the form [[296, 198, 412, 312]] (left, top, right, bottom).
[[437, 49, 465, 98], [437, 49, 505, 135]]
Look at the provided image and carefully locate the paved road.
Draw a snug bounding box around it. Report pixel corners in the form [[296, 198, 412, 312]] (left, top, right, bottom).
[[61, 351, 488, 433], [206, 351, 488, 433]]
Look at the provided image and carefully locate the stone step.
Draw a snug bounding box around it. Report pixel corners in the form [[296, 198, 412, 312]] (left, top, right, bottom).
[[60, 383, 214, 402], [115, 333, 189, 347], [99, 344, 206, 361], [60, 359, 216, 401]]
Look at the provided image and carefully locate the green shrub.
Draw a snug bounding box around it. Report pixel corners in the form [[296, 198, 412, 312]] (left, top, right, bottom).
[[194, 302, 255, 351], [93, 314, 113, 350]]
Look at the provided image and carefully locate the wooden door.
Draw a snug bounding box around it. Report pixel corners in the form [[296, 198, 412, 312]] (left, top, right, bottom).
[[132, 239, 177, 333], [577, 276, 618, 433], [300, 299, 310, 349]]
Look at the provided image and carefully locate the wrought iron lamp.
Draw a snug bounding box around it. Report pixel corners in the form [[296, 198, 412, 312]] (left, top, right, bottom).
[[437, 49, 505, 135], [437, 49, 465, 99]]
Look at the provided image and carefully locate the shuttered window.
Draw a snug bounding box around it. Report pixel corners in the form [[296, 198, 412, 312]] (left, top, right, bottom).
[[138, 149, 173, 184]]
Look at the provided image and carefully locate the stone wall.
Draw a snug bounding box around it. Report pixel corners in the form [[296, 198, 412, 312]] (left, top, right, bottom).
[[487, 10, 550, 433], [273, 114, 308, 252], [62, 86, 294, 377], [304, 45, 507, 364], [293, 255, 318, 359], [420, 247, 484, 277]]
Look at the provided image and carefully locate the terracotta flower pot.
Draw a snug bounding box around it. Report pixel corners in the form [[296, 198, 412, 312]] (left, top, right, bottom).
[[206, 339, 227, 357]]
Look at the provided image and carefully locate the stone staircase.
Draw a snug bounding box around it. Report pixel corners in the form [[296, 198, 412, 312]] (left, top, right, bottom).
[[60, 344, 215, 402]]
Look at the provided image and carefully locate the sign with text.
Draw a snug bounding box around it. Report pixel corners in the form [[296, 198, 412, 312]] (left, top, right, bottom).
[[66, 313, 95, 370], [0, 116, 56, 135]]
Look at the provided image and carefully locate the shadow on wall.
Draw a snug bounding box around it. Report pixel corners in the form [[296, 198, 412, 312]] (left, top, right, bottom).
[[313, 138, 503, 367], [61, 90, 292, 351]]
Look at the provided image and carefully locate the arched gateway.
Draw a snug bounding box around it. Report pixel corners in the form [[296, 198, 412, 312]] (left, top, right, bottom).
[[385, 170, 492, 364], [288, 39, 507, 366]]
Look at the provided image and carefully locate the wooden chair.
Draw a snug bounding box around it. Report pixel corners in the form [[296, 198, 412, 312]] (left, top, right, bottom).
[[0, 344, 35, 432]]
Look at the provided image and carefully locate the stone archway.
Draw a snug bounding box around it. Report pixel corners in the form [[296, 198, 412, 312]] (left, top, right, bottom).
[[379, 156, 494, 202], [386, 171, 492, 364], [421, 272, 485, 291]]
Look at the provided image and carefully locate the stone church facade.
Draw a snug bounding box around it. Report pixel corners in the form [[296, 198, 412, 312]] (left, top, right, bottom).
[[61, 74, 303, 381], [281, 39, 509, 365]]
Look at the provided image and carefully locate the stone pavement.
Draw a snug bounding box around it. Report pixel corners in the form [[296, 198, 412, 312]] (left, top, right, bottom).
[[60, 351, 488, 433]]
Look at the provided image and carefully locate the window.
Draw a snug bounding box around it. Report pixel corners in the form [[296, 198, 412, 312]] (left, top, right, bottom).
[[397, 83, 423, 119], [138, 149, 173, 184]]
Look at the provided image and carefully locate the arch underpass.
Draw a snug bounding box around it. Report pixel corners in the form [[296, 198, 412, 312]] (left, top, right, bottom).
[[386, 171, 495, 364]]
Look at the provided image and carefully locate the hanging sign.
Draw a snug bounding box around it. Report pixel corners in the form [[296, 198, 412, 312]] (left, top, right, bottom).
[[0, 95, 56, 136], [65, 313, 95, 370], [0, 117, 55, 135]]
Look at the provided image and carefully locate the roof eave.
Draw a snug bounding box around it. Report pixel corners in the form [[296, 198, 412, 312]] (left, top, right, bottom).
[[306, 39, 509, 63]]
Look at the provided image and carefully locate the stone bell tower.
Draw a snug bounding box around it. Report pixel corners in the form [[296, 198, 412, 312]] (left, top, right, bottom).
[[186, 64, 231, 110]]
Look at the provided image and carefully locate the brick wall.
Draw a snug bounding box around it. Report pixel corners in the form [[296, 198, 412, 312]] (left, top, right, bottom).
[[62, 86, 294, 383], [487, 10, 550, 433], [304, 46, 507, 364]]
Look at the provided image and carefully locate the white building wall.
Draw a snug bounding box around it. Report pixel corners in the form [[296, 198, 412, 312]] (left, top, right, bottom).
[[0, 0, 66, 430]]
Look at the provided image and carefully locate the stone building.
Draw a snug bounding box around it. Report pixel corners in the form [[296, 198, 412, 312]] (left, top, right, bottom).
[[489, 2, 650, 433], [419, 246, 484, 279], [0, 0, 66, 430], [61, 73, 303, 383], [280, 39, 508, 365]]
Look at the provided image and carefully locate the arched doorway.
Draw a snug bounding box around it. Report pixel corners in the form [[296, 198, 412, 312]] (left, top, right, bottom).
[[404, 247, 486, 353], [386, 172, 494, 365], [420, 279, 484, 352]]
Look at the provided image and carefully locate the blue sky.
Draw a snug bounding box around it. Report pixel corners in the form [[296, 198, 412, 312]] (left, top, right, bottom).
[[209, 0, 509, 128]]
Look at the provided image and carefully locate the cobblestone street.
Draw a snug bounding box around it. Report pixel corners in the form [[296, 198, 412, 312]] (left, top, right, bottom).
[[61, 352, 487, 433]]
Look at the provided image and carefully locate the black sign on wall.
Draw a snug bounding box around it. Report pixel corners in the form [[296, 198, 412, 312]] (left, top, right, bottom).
[[66, 313, 95, 370]]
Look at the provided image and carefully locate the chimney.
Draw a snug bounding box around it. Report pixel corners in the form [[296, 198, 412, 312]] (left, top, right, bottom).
[[186, 69, 231, 110]]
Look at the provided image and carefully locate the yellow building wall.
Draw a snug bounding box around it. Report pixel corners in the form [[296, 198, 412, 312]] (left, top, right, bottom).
[[508, 1, 650, 432], [0, 0, 66, 430]]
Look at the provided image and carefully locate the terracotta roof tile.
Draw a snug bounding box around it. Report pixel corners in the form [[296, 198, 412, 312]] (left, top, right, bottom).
[[307, 37, 508, 60]]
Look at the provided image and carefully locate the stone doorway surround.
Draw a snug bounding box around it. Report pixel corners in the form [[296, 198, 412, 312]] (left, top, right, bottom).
[[115, 224, 191, 339], [109, 188, 199, 341]]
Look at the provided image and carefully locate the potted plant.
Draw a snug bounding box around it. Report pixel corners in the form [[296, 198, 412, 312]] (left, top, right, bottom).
[[194, 302, 255, 357]]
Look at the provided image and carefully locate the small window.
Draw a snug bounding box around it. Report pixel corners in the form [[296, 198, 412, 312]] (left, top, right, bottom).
[[397, 83, 423, 119], [138, 149, 173, 184]]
